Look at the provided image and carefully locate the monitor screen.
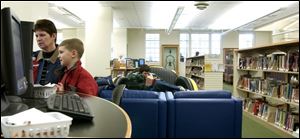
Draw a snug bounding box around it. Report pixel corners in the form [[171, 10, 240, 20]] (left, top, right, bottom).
[[1, 7, 28, 113], [21, 21, 34, 97], [138, 58, 145, 67]]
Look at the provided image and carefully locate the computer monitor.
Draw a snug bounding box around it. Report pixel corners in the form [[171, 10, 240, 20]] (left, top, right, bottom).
[[20, 21, 34, 97], [138, 58, 145, 67], [1, 7, 29, 114]]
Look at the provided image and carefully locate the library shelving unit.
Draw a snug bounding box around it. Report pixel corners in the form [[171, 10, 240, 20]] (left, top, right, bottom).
[[186, 54, 223, 90], [223, 48, 238, 84], [233, 40, 299, 138]]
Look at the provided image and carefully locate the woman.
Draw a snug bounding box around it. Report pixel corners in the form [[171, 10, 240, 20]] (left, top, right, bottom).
[[32, 19, 62, 85]]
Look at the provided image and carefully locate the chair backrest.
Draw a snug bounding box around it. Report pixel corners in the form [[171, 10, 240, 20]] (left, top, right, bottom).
[[100, 89, 167, 138], [150, 67, 177, 84], [111, 84, 126, 105], [166, 91, 242, 138], [175, 76, 193, 90]]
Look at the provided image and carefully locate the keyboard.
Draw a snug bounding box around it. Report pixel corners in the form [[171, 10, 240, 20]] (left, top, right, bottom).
[[47, 92, 94, 120]]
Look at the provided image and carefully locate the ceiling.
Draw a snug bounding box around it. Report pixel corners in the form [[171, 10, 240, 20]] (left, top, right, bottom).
[[48, 1, 299, 32]]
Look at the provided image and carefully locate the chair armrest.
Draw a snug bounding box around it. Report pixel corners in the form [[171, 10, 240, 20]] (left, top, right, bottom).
[[165, 91, 175, 138], [232, 96, 242, 138], [165, 91, 174, 100]]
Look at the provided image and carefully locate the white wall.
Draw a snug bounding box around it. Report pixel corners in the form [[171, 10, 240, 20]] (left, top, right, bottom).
[[85, 7, 112, 77], [127, 29, 185, 75], [127, 28, 145, 59], [127, 29, 272, 76], [60, 28, 86, 67], [254, 31, 272, 46], [1, 1, 48, 22], [1, 1, 48, 51], [221, 31, 239, 49], [127, 29, 181, 59], [112, 28, 127, 59]]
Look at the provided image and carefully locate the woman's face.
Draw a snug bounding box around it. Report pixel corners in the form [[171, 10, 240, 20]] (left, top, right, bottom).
[[35, 30, 56, 50]]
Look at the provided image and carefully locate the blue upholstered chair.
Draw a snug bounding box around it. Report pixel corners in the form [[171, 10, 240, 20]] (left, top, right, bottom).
[[166, 90, 242, 138], [100, 89, 167, 138]]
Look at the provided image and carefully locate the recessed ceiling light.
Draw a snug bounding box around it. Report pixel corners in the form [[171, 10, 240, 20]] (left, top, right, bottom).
[[194, 1, 209, 10]]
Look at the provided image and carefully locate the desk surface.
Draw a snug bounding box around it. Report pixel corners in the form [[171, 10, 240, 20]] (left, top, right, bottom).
[[22, 94, 132, 138]]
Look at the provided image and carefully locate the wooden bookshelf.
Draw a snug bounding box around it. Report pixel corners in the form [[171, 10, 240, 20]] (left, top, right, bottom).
[[185, 54, 223, 90], [237, 87, 298, 107], [237, 69, 299, 74], [243, 110, 298, 138], [233, 40, 299, 138], [224, 48, 237, 84]]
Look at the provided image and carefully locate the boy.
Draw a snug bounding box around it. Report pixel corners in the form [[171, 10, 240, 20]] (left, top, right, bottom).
[[55, 38, 98, 96], [126, 64, 183, 92]]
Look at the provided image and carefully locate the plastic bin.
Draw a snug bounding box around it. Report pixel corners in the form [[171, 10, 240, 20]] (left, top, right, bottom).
[[32, 86, 56, 98], [1, 112, 72, 138]]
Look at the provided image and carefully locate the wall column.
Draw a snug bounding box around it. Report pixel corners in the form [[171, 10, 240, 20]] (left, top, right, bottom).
[[85, 7, 112, 77]]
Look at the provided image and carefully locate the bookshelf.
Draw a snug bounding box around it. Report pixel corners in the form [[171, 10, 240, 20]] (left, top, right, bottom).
[[233, 40, 299, 138], [223, 48, 237, 84], [185, 54, 223, 90]]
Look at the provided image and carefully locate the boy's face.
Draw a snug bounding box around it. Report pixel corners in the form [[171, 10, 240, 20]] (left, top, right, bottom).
[[58, 46, 76, 67], [142, 71, 150, 78]]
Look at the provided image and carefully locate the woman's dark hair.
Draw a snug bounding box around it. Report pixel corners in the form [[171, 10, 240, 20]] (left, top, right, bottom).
[[34, 19, 57, 42], [139, 64, 150, 73]]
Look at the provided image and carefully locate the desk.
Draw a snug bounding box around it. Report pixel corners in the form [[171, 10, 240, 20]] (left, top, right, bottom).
[[22, 93, 132, 138], [110, 68, 136, 78]]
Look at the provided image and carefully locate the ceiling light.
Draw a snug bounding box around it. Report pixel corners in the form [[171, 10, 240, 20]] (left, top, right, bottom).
[[210, 1, 297, 31], [283, 19, 299, 30], [194, 1, 209, 10], [49, 3, 85, 25], [167, 7, 184, 35]]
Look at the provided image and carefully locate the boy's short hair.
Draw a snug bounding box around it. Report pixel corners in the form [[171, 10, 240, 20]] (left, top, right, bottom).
[[34, 19, 57, 42], [59, 38, 84, 58], [139, 64, 150, 73]]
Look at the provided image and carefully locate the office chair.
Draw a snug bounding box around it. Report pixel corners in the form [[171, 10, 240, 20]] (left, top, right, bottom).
[[112, 84, 126, 105]]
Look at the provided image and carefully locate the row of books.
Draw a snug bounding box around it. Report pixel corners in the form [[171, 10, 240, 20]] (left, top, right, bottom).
[[238, 50, 299, 72], [186, 59, 204, 67], [243, 98, 299, 133], [238, 75, 299, 103], [186, 66, 204, 76]]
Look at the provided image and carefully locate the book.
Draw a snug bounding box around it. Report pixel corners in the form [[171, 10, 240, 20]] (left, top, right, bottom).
[[204, 63, 212, 72], [267, 105, 277, 123], [292, 88, 299, 103]]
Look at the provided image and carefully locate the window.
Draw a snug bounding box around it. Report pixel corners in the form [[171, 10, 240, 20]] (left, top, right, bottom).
[[239, 33, 253, 49], [180, 34, 189, 58], [211, 34, 221, 54], [145, 34, 160, 62], [191, 34, 209, 56]]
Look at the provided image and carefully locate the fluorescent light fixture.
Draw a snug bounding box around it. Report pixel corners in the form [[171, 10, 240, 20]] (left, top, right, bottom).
[[283, 17, 299, 30], [67, 14, 84, 24], [283, 20, 299, 30], [113, 19, 120, 28], [48, 1, 100, 21], [47, 17, 71, 29], [150, 6, 176, 29], [167, 7, 184, 35], [209, 1, 298, 30], [50, 6, 68, 15], [51, 5, 84, 24]]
